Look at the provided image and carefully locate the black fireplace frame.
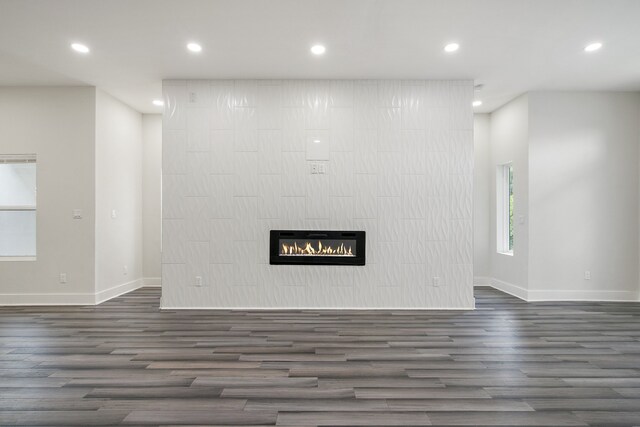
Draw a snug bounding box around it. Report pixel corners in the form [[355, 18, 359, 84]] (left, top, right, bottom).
[[270, 230, 366, 266]]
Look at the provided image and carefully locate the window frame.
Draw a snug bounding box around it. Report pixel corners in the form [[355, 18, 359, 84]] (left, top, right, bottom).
[[0, 155, 37, 260], [496, 162, 514, 256]]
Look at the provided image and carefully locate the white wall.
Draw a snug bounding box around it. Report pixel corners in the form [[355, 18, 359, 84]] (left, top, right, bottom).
[[142, 114, 162, 283], [473, 114, 490, 279], [95, 90, 143, 302], [0, 87, 96, 304], [528, 92, 640, 300], [484, 91, 640, 302], [488, 94, 529, 298], [162, 79, 475, 309]]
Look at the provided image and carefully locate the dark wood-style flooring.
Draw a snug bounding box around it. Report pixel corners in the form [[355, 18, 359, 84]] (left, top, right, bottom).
[[1, 286, 639, 426]]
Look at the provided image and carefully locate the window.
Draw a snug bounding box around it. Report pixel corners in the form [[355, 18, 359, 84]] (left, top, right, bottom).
[[497, 163, 513, 255], [0, 155, 37, 259]]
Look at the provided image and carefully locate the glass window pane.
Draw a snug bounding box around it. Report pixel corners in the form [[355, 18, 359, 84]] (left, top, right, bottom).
[[0, 210, 36, 256], [508, 165, 514, 251], [0, 163, 36, 207], [279, 239, 356, 257]]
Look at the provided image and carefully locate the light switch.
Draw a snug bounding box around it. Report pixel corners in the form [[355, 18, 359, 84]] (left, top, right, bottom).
[[72, 209, 82, 219], [310, 163, 319, 174], [111, 209, 117, 219]]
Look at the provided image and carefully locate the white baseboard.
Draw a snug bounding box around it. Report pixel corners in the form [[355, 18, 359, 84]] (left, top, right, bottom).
[[527, 289, 639, 302], [143, 277, 161, 287], [488, 278, 529, 301], [0, 278, 149, 306], [0, 292, 96, 306], [94, 278, 146, 304], [479, 277, 639, 302]]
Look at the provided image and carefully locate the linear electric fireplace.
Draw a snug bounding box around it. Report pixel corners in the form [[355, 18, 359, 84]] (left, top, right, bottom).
[[270, 230, 366, 266]]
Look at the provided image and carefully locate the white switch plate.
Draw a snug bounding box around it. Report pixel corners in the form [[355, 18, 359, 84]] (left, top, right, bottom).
[[111, 209, 117, 219], [195, 276, 203, 287], [59, 273, 67, 284], [310, 163, 318, 174], [318, 163, 327, 174], [432, 276, 440, 287], [584, 271, 591, 280], [72, 209, 82, 219], [123, 265, 128, 276]]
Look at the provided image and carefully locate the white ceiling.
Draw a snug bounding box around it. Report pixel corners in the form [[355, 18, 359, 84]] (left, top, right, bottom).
[[0, 0, 639, 113]]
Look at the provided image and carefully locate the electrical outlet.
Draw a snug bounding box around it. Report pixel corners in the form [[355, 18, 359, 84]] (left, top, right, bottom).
[[432, 276, 440, 287], [111, 209, 117, 219], [195, 276, 203, 287], [310, 163, 318, 174], [189, 92, 197, 103], [59, 273, 67, 284], [584, 271, 591, 280], [318, 163, 327, 174]]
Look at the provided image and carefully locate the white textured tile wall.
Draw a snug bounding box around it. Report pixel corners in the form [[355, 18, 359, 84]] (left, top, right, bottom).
[[162, 80, 474, 308]]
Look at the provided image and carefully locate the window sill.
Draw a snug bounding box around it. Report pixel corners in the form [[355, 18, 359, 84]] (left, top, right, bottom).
[[497, 251, 514, 257], [0, 256, 36, 262]]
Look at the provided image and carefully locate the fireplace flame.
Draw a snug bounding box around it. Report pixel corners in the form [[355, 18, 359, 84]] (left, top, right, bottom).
[[281, 241, 354, 256]]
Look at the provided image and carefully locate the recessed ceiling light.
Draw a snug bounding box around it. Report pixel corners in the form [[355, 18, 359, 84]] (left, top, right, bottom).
[[152, 99, 164, 107], [444, 43, 460, 53], [472, 100, 482, 107], [310, 44, 326, 55], [584, 42, 603, 52], [187, 42, 202, 53], [71, 43, 90, 54]]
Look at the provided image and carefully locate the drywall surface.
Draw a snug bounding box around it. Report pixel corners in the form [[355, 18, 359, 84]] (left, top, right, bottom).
[[473, 114, 490, 279], [528, 92, 640, 300], [489, 94, 529, 296], [142, 114, 162, 283], [0, 87, 96, 303], [95, 90, 143, 301]]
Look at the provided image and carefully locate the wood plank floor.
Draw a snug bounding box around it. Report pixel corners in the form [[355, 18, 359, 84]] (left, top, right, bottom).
[[0, 286, 639, 426]]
